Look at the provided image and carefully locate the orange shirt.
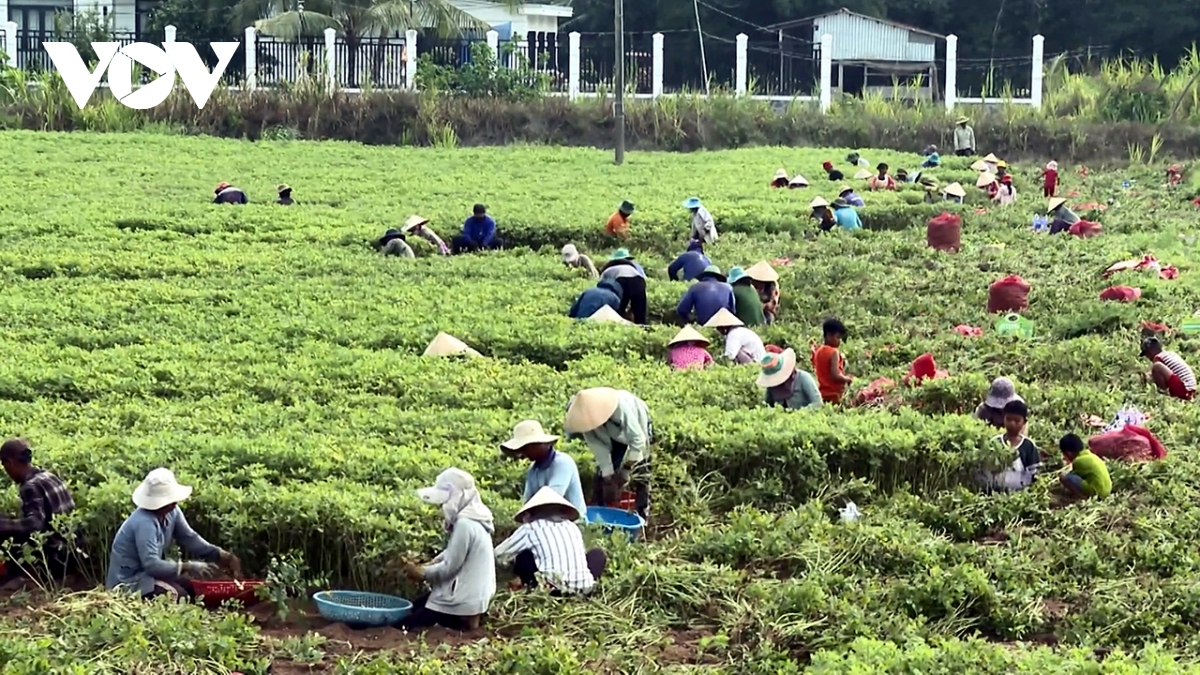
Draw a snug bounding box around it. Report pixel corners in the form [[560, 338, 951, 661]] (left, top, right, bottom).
[[605, 212, 630, 238], [813, 344, 846, 401]]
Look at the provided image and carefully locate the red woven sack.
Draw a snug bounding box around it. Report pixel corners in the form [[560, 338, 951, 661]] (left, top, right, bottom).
[[904, 354, 938, 386], [854, 377, 896, 406], [1069, 220, 1103, 238], [1122, 425, 1166, 459], [926, 212, 962, 253], [1088, 427, 1153, 462], [987, 275, 1031, 313], [1099, 286, 1141, 302]]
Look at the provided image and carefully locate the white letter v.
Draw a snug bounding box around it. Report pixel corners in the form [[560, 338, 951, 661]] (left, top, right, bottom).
[[42, 42, 120, 109]]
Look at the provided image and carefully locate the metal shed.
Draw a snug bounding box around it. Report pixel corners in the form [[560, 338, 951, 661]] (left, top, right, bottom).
[[767, 8, 942, 100]]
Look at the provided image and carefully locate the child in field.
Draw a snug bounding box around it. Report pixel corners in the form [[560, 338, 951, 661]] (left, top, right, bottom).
[[1058, 433, 1111, 500], [868, 163, 896, 191], [813, 318, 852, 403], [605, 201, 634, 239], [1039, 161, 1058, 197], [978, 401, 1041, 493], [1141, 337, 1196, 400]]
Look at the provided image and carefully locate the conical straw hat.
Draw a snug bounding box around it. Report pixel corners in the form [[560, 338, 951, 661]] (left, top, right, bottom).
[[668, 325, 710, 346], [402, 215, 429, 232], [423, 332, 482, 357], [703, 307, 744, 329], [564, 387, 621, 434], [853, 168, 872, 180], [976, 172, 997, 188], [970, 160, 989, 172], [943, 182, 966, 198], [809, 196, 829, 208], [773, 168, 788, 180], [744, 261, 779, 283], [588, 305, 632, 324], [1047, 197, 1067, 213], [515, 485, 579, 522], [789, 174, 809, 187], [982, 153, 1000, 163]]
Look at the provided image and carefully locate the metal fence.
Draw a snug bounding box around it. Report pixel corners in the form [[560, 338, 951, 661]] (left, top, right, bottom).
[[15, 29, 137, 72]]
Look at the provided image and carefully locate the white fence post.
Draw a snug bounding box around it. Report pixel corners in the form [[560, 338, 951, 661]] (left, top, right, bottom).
[[652, 32, 663, 98], [324, 27, 336, 94], [568, 31, 580, 101], [405, 29, 418, 90], [244, 26, 256, 91], [819, 33, 832, 113], [735, 33, 748, 96], [3, 21, 17, 70], [164, 25, 176, 43], [944, 34, 957, 112], [1031, 34, 1045, 109], [486, 30, 499, 61]]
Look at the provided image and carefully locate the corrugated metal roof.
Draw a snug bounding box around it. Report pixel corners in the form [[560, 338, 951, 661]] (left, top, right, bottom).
[[767, 7, 943, 40], [815, 11, 936, 62]]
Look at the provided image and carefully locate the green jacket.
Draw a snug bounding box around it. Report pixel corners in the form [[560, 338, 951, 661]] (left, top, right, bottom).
[[732, 284, 765, 326], [576, 391, 652, 477]]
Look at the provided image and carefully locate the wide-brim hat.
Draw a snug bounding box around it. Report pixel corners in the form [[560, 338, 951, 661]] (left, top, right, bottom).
[[838, 185, 854, 195], [277, 184, 291, 194], [853, 169, 873, 180], [984, 377, 1021, 409], [561, 244, 579, 263], [970, 160, 990, 172], [564, 387, 621, 434], [982, 153, 1000, 163], [773, 168, 789, 180], [1047, 197, 1067, 213], [515, 486, 580, 522], [956, 116, 969, 124], [789, 174, 809, 187], [501, 420, 559, 451], [619, 200, 635, 214], [402, 215, 430, 232], [682, 197, 702, 209], [609, 248, 633, 261], [698, 265, 726, 282], [809, 196, 830, 208], [423, 332, 482, 357], [703, 307, 744, 329], [832, 197, 850, 209], [132, 468, 193, 510], [669, 325, 710, 346], [745, 261, 779, 283], [1046, 161, 1058, 171], [588, 305, 632, 324], [757, 348, 798, 388], [976, 172, 997, 188], [726, 266, 748, 285], [943, 182, 966, 198]]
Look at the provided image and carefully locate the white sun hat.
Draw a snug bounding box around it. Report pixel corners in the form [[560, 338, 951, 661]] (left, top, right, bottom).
[[423, 332, 482, 357], [501, 420, 559, 452], [402, 215, 429, 233], [756, 348, 798, 388], [789, 174, 809, 187], [943, 182, 967, 198], [564, 387, 621, 434], [132, 468, 193, 510], [668, 325, 710, 346], [588, 305, 632, 324], [417, 468, 476, 504], [773, 168, 789, 181], [809, 196, 829, 209], [561, 244, 580, 263], [515, 485, 580, 522], [703, 307, 744, 329], [744, 261, 779, 283]]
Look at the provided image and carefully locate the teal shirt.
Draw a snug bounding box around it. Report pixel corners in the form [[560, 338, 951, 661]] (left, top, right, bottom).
[[833, 206, 862, 231], [766, 371, 823, 410]]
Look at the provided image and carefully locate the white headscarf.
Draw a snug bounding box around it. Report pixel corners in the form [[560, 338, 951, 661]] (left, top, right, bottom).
[[417, 468, 494, 533]]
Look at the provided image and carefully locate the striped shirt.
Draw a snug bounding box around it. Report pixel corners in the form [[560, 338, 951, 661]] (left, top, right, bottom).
[[1156, 351, 1196, 390], [494, 519, 594, 593]]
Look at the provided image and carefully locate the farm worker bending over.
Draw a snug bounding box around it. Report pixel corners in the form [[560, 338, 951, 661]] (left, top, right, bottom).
[[667, 325, 714, 370], [599, 249, 647, 325], [568, 278, 622, 320], [921, 146, 941, 168], [452, 204, 502, 254], [953, 117, 975, 156], [977, 401, 1041, 493], [811, 197, 836, 231], [106, 468, 241, 600], [495, 487, 606, 595], [846, 152, 870, 168], [683, 197, 718, 244], [500, 420, 588, 519], [1058, 434, 1111, 500], [1046, 198, 1080, 235], [822, 161, 844, 181], [868, 163, 896, 191], [401, 468, 496, 631], [403, 215, 450, 256], [746, 261, 781, 324], [564, 387, 652, 520], [213, 182, 247, 204], [605, 201, 635, 239], [276, 184, 294, 205], [0, 438, 76, 586], [727, 267, 765, 327], [838, 186, 865, 207], [758, 349, 822, 410], [561, 244, 598, 278], [705, 308, 765, 364], [993, 175, 1017, 206], [814, 318, 853, 403], [676, 265, 734, 326], [374, 229, 415, 258], [831, 198, 863, 231], [975, 377, 1024, 429], [942, 182, 965, 204], [771, 169, 789, 188], [1142, 337, 1196, 400], [668, 240, 711, 282]]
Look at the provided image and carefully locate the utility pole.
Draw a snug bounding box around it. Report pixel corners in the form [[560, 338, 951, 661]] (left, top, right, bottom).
[[614, 0, 625, 165]]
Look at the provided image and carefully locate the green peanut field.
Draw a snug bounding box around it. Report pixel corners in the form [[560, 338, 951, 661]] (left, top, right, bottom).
[[3, 130, 1200, 673]]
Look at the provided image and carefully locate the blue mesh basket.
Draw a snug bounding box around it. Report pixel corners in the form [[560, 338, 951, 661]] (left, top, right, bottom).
[[586, 506, 646, 541], [313, 591, 412, 626]]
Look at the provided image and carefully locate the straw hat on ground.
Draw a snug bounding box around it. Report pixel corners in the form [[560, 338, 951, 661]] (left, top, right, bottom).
[[943, 182, 967, 198], [402, 215, 430, 233], [982, 153, 1000, 163], [789, 174, 809, 188], [1047, 197, 1067, 213], [976, 172, 997, 188], [853, 168, 872, 180], [133, 468, 192, 510], [501, 420, 559, 452], [756, 348, 798, 388], [809, 196, 829, 209], [423, 332, 482, 357], [588, 305, 632, 324], [773, 168, 788, 181], [745, 261, 779, 283], [564, 387, 621, 434], [515, 485, 580, 523], [669, 325, 710, 347], [704, 307, 744, 329]]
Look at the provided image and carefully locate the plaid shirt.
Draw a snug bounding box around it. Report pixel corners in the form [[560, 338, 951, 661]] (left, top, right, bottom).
[[0, 468, 75, 535]]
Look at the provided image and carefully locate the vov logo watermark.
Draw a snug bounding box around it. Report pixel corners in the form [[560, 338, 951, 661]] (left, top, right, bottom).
[[41, 42, 239, 110]]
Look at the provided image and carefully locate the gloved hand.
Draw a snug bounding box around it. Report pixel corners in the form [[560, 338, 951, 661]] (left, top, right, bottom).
[[182, 561, 218, 579]]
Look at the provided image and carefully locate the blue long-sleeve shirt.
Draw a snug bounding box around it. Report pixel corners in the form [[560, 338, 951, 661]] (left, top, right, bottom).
[[569, 279, 622, 319], [522, 450, 587, 520], [833, 207, 863, 231], [462, 215, 497, 246], [667, 251, 711, 281], [676, 280, 735, 325], [106, 507, 221, 595]]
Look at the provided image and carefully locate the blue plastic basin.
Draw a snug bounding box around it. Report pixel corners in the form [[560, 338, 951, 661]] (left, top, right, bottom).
[[586, 506, 646, 541], [313, 591, 412, 627]]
